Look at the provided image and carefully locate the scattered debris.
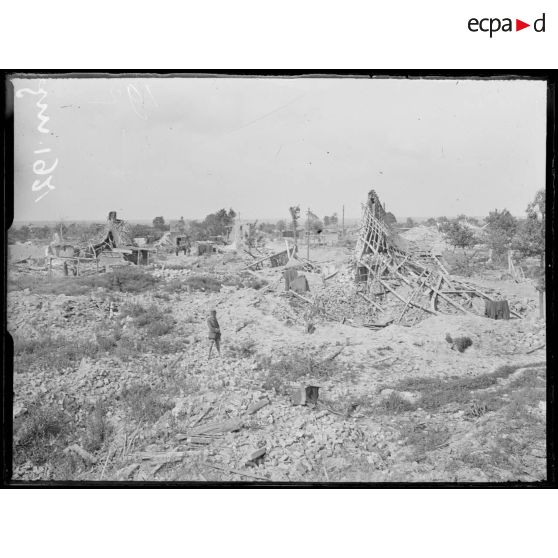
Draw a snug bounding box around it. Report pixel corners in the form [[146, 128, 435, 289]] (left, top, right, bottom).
[[246, 447, 266, 466], [189, 418, 244, 436], [247, 398, 270, 415]]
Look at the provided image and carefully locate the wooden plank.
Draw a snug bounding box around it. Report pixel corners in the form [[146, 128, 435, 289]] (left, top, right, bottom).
[[357, 291, 383, 311], [288, 289, 314, 305], [398, 272, 429, 323], [425, 280, 471, 315], [189, 418, 244, 436], [379, 279, 437, 315]]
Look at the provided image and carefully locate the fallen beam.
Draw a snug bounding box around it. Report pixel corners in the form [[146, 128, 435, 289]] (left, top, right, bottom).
[[357, 291, 383, 311], [379, 279, 437, 315]]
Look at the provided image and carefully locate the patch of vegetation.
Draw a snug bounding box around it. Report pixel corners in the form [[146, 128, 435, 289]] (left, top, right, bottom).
[[227, 339, 257, 358], [15, 402, 71, 466], [377, 392, 416, 414], [164, 279, 185, 293], [260, 350, 341, 394], [404, 424, 451, 457], [184, 274, 223, 292], [14, 334, 100, 370], [390, 363, 541, 412], [120, 302, 174, 336], [82, 399, 113, 453], [120, 383, 174, 423], [9, 266, 159, 295]]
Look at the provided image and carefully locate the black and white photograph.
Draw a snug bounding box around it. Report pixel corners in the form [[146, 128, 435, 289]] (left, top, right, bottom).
[[5, 73, 549, 484]]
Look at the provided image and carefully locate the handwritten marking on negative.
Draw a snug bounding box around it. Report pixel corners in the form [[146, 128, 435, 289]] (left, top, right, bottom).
[[16, 80, 58, 202]]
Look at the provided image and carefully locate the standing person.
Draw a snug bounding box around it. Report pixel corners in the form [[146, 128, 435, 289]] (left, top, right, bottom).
[[207, 309, 221, 358]]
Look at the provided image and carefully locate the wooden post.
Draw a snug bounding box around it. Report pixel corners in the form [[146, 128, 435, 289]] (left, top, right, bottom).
[[539, 290, 545, 320]]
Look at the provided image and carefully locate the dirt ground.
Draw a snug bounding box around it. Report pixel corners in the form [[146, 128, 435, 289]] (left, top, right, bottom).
[[8, 243, 547, 482]]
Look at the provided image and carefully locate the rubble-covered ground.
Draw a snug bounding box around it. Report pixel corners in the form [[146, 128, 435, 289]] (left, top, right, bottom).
[[8, 244, 546, 482]]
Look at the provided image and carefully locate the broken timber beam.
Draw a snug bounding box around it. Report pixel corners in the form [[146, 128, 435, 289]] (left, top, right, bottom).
[[357, 291, 383, 312], [426, 281, 472, 315], [288, 289, 314, 305], [379, 279, 437, 315], [398, 272, 429, 323]]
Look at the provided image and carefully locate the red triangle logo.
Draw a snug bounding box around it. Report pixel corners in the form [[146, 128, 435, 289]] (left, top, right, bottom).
[[516, 19, 530, 31]]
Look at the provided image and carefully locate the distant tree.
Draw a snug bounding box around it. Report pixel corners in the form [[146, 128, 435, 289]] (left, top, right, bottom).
[[8, 225, 31, 244], [30, 225, 51, 240], [442, 221, 478, 252], [201, 208, 236, 240], [485, 209, 518, 262], [457, 214, 467, 221], [276, 219, 286, 233], [152, 216, 166, 229], [323, 216, 331, 227], [131, 223, 156, 241], [384, 212, 397, 226], [437, 216, 449, 223], [425, 217, 437, 227], [330, 213, 339, 225], [513, 189, 545, 268], [188, 220, 205, 241], [405, 217, 415, 228]]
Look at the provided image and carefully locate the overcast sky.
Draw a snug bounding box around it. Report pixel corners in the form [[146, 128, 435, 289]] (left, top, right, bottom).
[[12, 76, 546, 224]]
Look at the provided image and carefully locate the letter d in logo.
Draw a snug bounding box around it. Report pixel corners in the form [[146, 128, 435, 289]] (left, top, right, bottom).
[[534, 13, 546, 32]]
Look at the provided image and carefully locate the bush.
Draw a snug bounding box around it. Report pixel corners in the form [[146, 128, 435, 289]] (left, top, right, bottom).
[[445, 334, 473, 353]]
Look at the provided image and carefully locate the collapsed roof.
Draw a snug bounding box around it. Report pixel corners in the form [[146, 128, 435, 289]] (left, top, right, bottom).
[[352, 190, 520, 324]]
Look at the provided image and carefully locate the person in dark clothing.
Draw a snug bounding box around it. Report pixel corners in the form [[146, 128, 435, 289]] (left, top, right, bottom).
[[207, 309, 221, 358]]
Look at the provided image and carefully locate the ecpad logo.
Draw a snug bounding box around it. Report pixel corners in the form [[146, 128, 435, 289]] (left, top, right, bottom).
[[468, 13, 546, 37]]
